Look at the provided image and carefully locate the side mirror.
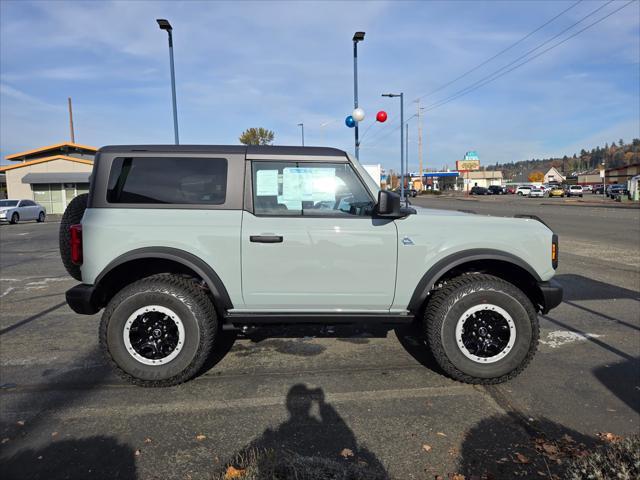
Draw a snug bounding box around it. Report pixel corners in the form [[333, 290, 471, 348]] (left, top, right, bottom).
[[376, 190, 401, 216]]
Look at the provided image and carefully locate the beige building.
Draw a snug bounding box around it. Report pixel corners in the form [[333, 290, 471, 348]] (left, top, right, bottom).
[[544, 167, 565, 184], [0, 142, 96, 213], [463, 170, 503, 189]]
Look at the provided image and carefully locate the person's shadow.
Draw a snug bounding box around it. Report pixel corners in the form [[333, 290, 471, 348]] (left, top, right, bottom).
[[225, 384, 389, 478]]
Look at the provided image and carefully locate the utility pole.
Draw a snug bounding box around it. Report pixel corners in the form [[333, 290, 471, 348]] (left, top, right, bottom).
[[416, 99, 424, 189], [68, 97, 75, 143], [406, 125, 409, 188]]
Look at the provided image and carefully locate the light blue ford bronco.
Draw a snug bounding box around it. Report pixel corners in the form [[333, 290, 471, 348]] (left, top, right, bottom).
[[60, 145, 562, 387]]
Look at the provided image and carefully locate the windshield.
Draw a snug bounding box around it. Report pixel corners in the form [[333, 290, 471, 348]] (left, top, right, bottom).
[[346, 154, 380, 196], [0, 200, 18, 207]]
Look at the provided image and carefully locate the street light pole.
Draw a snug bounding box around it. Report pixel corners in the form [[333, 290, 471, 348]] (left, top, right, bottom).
[[353, 32, 365, 160], [382, 92, 404, 202], [298, 123, 305, 146], [157, 19, 179, 145]]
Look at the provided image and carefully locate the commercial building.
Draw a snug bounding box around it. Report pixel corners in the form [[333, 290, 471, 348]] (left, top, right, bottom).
[[605, 163, 640, 185], [544, 167, 565, 184], [0, 142, 96, 213]]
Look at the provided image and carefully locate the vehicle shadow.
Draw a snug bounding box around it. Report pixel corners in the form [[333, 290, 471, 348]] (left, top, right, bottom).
[[1, 436, 137, 480], [393, 322, 446, 376], [218, 383, 389, 479], [457, 411, 601, 479], [593, 357, 640, 414], [555, 274, 639, 302]]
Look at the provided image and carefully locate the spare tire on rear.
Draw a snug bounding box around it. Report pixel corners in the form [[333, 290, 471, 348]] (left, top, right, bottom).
[[59, 193, 88, 281]]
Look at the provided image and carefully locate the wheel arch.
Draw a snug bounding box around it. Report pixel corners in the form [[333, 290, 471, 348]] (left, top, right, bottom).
[[94, 247, 233, 315], [408, 250, 543, 314]]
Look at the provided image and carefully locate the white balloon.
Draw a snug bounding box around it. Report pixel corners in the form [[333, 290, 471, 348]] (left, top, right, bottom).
[[352, 108, 365, 122]]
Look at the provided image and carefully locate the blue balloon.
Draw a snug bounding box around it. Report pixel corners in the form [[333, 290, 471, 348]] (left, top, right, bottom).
[[345, 115, 356, 128]]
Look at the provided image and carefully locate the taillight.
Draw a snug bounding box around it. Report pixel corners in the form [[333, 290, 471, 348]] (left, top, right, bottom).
[[551, 234, 558, 269], [70, 224, 83, 265]]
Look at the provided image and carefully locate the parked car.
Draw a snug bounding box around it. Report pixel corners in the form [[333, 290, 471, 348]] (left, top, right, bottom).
[[470, 186, 489, 195], [506, 186, 516, 194], [607, 184, 628, 199], [0, 199, 46, 224], [582, 184, 593, 192], [528, 187, 545, 198], [394, 187, 418, 198], [488, 185, 505, 195], [60, 144, 562, 387], [548, 186, 565, 198], [516, 185, 533, 196], [567, 185, 583, 198], [592, 184, 604, 194]]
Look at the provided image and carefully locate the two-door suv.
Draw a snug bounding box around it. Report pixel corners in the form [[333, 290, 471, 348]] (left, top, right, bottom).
[[61, 145, 562, 387]]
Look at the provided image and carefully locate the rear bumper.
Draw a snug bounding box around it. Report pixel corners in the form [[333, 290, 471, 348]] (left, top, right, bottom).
[[538, 279, 563, 314], [66, 284, 103, 315]]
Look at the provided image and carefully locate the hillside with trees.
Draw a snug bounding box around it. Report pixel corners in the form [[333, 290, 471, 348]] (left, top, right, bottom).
[[492, 138, 639, 179]]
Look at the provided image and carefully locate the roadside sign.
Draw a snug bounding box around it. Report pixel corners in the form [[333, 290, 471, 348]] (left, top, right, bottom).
[[600, 169, 605, 178]]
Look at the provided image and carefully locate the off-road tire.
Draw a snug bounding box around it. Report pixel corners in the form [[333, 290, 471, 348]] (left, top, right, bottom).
[[424, 274, 538, 384], [59, 193, 88, 280], [100, 274, 217, 387]]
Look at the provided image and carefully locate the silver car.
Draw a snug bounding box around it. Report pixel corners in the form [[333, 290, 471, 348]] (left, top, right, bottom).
[[0, 199, 46, 224]]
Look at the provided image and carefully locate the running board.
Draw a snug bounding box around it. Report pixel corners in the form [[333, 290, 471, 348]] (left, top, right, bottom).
[[223, 312, 415, 327]]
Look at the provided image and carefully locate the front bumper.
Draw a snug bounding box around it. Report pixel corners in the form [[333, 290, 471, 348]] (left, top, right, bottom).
[[538, 279, 563, 314], [66, 284, 103, 315]]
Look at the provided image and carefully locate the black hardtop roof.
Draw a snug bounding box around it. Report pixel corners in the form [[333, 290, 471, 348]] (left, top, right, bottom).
[[97, 145, 347, 157]]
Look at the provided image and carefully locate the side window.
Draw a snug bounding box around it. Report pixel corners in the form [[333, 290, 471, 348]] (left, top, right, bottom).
[[21, 200, 35, 206], [107, 157, 227, 204], [252, 161, 374, 216]]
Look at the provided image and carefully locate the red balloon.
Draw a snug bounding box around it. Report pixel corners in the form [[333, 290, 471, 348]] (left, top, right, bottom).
[[376, 111, 388, 123]]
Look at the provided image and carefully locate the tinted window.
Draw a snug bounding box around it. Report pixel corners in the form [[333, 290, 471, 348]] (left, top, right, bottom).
[[252, 161, 374, 216], [0, 200, 18, 207], [21, 200, 36, 206], [107, 157, 227, 204]]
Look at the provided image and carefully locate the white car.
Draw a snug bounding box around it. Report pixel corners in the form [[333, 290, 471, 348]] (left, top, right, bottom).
[[0, 199, 46, 224], [528, 187, 545, 198], [567, 185, 583, 198], [516, 185, 533, 196]]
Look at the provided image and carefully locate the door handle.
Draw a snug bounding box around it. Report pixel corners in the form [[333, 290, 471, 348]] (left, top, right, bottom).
[[250, 235, 283, 243]]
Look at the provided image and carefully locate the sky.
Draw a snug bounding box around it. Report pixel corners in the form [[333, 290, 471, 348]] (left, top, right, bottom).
[[1, 0, 638, 171]]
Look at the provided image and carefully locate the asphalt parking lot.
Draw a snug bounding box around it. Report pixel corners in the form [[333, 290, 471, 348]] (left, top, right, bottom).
[[1, 196, 639, 480]]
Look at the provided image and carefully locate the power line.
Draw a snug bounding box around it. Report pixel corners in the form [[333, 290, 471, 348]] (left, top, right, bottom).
[[414, 0, 584, 101], [423, 0, 633, 113], [362, 114, 417, 149], [366, 0, 588, 146]]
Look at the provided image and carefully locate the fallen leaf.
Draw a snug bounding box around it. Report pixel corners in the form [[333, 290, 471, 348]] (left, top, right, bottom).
[[134, 449, 141, 457], [542, 443, 558, 455], [195, 434, 207, 441], [16, 420, 25, 426], [422, 444, 432, 452], [514, 453, 530, 464], [340, 448, 354, 458], [597, 432, 622, 443], [37, 456, 42, 460], [437, 432, 447, 437], [562, 434, 574, 443], [224, 466, 246, 479], [448, 447, 459, 456], [1, 438, 9, 444], [51, 432, 59, 438], [537, 472, 546, 477], [435, 476, 444, 480], [144, 437, 153, 444], [451, 474, 465, 480]]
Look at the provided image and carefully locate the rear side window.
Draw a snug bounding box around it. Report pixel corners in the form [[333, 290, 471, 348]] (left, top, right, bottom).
[[107, 157, 227, 204]]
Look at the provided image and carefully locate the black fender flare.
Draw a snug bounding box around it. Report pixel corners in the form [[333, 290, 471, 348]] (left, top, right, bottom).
[[407, 249, 542, 313], [95, 247, 233, 311]]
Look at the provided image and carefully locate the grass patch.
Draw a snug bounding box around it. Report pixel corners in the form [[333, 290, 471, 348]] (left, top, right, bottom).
[[566, 434, 639, 480], [217, 448, 389, 480]]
